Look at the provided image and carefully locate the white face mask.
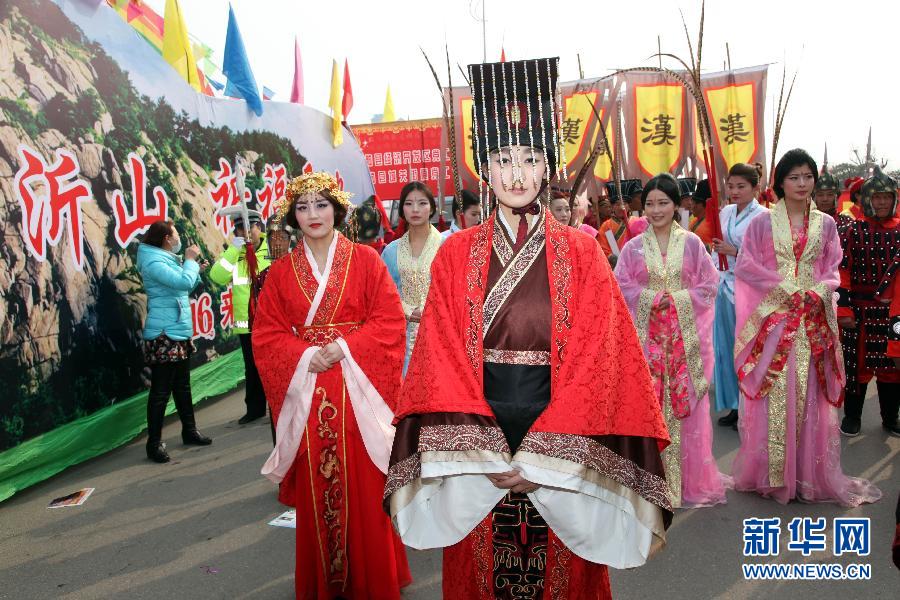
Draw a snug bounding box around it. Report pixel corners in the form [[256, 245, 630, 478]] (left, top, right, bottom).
[[169, 238, 182, 254]]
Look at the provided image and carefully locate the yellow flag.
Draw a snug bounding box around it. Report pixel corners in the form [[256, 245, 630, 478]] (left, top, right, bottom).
[[706, 83, 757, 169], [383, 85, 396, 122], [162, 0, 201, 91], [459, 96, 478, 179], [562, 92, 597, 165], [329, 60, 343, 147], [634, 83, 684, 176]]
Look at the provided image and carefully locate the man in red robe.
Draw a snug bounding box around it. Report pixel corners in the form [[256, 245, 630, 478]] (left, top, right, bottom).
[[384, 57, 671, 599]]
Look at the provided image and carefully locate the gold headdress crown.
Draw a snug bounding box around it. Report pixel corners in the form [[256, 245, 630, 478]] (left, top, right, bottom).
[[275, 171, 354, 224]]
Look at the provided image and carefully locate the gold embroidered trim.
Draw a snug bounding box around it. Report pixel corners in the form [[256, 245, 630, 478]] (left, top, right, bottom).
[[661, 381, 682, 508], [305, 385, 349, 585], [494, 218, 514, 267], [483, 216, 546, 336], [548, 215, 573, 372], [517, 431, 672, 511], [637, 288, 656, 347], [465, 222, 491, 375], [548, 535, 572, 599], [484, 348, 551, 366], [641, 223, 710, 420], [397, 226, 442, 312], [419, 424, 511, 454], [763, 202, 824, 488]]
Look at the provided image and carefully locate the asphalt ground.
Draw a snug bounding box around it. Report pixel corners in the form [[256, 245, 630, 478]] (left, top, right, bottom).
[[0, 385, 896, 599]]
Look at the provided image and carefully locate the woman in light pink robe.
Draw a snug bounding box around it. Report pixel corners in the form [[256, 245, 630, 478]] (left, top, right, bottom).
[[615, 175, 730, 509], [731, 150, 882, 506]]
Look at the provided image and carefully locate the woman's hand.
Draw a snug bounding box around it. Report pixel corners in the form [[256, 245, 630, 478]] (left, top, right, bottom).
[[320, 342, 345, 365], [408, 308, 423, 323], [711, 238, 737, 257], [308, 351, 332, 373], [486, 471, 541, 494], [184, 244, 201, 261]]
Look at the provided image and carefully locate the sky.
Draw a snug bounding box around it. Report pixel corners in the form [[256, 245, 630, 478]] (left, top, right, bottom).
[[145, 0, 899, 168]]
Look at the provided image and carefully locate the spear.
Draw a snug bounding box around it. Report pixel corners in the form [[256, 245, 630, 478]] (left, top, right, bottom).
[[769, 62, 798, 186], [233, 154, 258, 284], [641, 2, 725, 267]]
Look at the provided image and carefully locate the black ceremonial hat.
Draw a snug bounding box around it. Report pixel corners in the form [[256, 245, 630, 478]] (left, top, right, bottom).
[[677, 177, 698, 198], [468, 57, 559, 179]]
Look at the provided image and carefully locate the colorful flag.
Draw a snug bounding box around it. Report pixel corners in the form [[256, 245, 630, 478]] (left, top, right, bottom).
[[290, 36, 304, 104], [263, 86, 275, 101], [192, 41, 218, 77], [500, 47, 506, 62], [342, 59, 353, 121], [383, 85, 396, 122], [223, 4, 262, 116], [162, 0, 201, 91], [627, 78, 686, 177], [108, 0, 164, 52], [329, 60, 343, 146], [686, 65, 768, 179], [705, 81, 760, 169]]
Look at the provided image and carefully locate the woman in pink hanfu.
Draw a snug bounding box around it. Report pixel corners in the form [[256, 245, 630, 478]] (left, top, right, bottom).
[[615, 173, 730, 508], [732, 149, 881, 506]]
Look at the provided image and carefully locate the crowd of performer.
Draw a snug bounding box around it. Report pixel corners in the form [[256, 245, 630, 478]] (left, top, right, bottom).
[[134, 55, 900, 599]]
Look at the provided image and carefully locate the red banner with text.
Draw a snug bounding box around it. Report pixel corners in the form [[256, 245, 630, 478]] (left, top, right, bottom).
[[351, 118, 450, 200]]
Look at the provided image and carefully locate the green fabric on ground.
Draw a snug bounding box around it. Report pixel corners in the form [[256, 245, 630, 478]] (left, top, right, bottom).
[[0, 350, 244, 503]]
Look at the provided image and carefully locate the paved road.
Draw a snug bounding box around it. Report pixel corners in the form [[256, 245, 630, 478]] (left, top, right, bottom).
[[0, 386, 896, 599]]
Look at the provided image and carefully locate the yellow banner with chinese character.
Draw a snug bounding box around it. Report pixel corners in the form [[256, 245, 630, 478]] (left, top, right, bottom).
[[562, 92, 597, 165], [590, 108, 615, 181], [705, 82, 757, 169], [458, 96, 480, 182], [634, 84, 685, 177]]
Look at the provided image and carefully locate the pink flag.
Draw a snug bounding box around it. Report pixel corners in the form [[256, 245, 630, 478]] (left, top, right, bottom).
[[290, 36, 304, 104]]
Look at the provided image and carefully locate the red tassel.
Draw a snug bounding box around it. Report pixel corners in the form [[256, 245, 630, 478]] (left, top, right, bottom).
[[701, 148, 727, 271], [244, 241, 259, 325], [372, 194, 394, 236]]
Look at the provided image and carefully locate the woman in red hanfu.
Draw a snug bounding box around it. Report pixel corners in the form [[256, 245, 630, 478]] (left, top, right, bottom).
[[253, 172, 411, 599], [383, 58, 672, 600]]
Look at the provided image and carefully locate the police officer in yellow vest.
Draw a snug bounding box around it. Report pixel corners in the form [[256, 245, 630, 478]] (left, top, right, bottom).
[[210, 210, 271, 424]]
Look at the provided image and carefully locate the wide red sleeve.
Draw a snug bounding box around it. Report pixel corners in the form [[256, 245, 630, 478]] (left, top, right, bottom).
[[341, 246, 407, 411], [393, 231, 493, 420], [251, 258, 315, 424], [537, 231, 669, 447]]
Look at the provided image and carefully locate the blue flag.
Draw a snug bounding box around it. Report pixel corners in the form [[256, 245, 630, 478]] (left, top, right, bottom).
[[222, 5, 262, 116]]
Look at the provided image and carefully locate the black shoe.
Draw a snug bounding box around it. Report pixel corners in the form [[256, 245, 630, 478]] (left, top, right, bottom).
[[146, 441, 170, 463], [732, 422, 738, 432], [238, 412, 265, 425], [882, 421, 900, 437], [182, 429, 212, 445], [718, 410, 739, 427], [840, 416, 861, 437]]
